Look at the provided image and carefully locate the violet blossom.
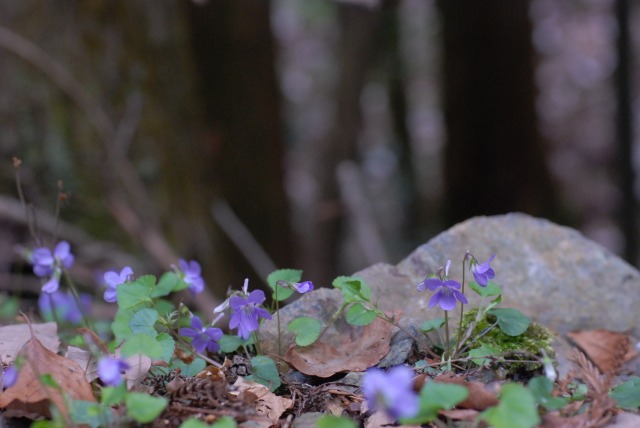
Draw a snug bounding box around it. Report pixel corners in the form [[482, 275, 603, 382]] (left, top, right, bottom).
[[363, 366, 419, 419], [178, 259, 205, 294], [291, 280, 314, 293], [3, 365, 18, 389], [471, 254, 496, 287], [103, 266, 133, 303], [228, 279, 272, 340], [97, 357, 130, 387], [179, 315, 223, 354], [38, 290, 91, 324], [417, 260, 468, 311], [31, 241, 74, 294]]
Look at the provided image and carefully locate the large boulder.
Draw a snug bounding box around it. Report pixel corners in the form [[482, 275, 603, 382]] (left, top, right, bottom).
[[260, 213, 639, 355]]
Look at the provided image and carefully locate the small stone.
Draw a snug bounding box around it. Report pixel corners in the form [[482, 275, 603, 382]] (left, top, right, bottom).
[[378, 328, 415, 368]]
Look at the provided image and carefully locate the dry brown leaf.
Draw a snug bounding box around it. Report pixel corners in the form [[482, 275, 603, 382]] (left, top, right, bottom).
[[0, 327, 96, 419], [121, 353, 152, 389], [65, 345, 98, 382], [439, 408, 480, 421], [283, 315, 394, 377], [233, 377, 293, 427], [434, 373, 499, 410], [567, 329, 632, 375], [0, 322, 59, 364], [195, 364, 226, 382]]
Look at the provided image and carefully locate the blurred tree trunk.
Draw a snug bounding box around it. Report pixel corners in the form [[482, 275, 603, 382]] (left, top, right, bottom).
[[438, 0, 559, 225], [303, 3, 384, 285], [185, 0, 291, 285]]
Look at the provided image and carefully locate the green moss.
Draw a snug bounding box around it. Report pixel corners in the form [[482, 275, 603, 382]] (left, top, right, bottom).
[[460, 308, 555, 375]]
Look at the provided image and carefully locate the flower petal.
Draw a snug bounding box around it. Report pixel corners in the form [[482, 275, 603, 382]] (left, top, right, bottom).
[[247, 289, 266, 305]]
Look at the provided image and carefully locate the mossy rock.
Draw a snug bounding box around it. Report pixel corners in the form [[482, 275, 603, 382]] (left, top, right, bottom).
[[460, 308, 555, 376]]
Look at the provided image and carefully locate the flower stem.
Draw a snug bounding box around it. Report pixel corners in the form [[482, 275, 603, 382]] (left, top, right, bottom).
[[444, 310, 450, 362], [316, 303, 348, 343], [275, 285, 281, 357], [454, 258, 467, 356], [63, 270, 94, 331], [252, 331, 262, 356]]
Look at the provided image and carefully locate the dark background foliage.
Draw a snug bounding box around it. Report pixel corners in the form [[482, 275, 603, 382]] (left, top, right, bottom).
[[0, 0, 636, 310]]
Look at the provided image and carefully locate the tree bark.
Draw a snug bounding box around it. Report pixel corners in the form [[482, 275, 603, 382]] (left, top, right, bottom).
[[186, 0, 291, 285], [439, 0, 559, 225]]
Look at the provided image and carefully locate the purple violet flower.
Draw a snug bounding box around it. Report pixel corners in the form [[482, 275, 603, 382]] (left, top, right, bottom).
[[31, 241, 74, 294], [179, 259, 205, 294], [229, 279, 272, 340], [363, 366, 419, 419], [3, 365, 18, 389], [38, 290, 91, 324], [97, 357, 130, 387], [179, 315, 223, 354], [103, 266, 133, 303], [471, 254, 496, 287], [291, 280, 314, 293], [417, 260, 468, 311]]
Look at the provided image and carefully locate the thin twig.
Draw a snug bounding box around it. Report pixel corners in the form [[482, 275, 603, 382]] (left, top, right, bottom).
[[211, 200, 277, 281]]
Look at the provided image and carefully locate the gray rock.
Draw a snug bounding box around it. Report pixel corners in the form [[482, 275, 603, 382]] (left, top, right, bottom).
[[395, 213, 640, 334], [378, 328, 416, 368], [261, 213, 639, 359]]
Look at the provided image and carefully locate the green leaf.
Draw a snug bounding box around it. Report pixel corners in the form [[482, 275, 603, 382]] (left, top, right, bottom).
[[468, 280, 502, 297], [112, 310, 134, 342], [420, 317, 445, 332], [487, 308, 530, 336], [117, 275, 155, 310], [267, 269, 302, 301], [100, 384, 128, 406], [0, 295, 19, 318], [129, 308, 159, 336], [246, 356, 281, 392], [528, 376, 569, 410], [152, 272, 182, 297], [125, 393, 168, 423], [481, 383, 540, 428], [155, 298, 175, 317], [468, 342, 499, 367], [69, 400, 111, 428], [315, 415, 357, 428], [287, 317, 323, 346], [610, 376, 640, 409], [180, 419, 212, 428], [219, 334, 245, 353], [344, 303, 377, 326], [332, 276, 371, 302], [211, 417, 237, 428], [156, 333, 176, 363], [486, 293, 502, 311], [120, 334, 163, 359], [171, 358, 207, 377], [39, 373, 61, 390], [401, 381, 468, 424]]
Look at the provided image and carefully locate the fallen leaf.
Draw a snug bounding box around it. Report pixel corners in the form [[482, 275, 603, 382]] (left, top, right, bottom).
[[195, 365, 226, 382], [233, 377, 293, 427], [434, 373, 499, 410], [0, 324, 96, 420], [0, 322, 59, 364], [567, 330, 634, 375], [122, 353, 152, 389], [439, 408, 480, 421], [283, 315, 394, 377], [65, 346, 98, 382]]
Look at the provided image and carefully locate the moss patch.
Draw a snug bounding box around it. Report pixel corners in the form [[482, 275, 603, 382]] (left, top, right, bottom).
[[460, 308, 555, 375]]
